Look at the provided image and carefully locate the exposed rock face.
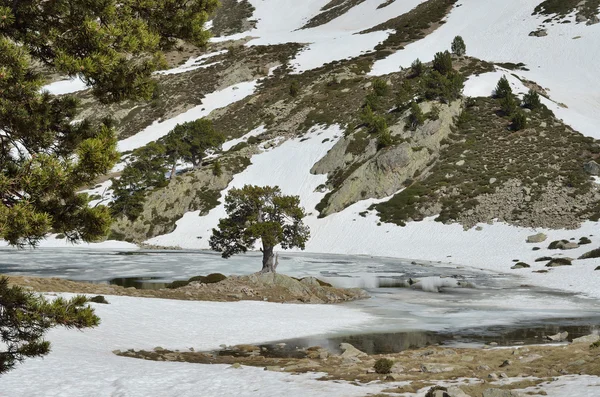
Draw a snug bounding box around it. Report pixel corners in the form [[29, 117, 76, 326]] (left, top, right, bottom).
[[584, 160, 600, 175], [571, 334, 600, 344], [313, 100, 462, 215]]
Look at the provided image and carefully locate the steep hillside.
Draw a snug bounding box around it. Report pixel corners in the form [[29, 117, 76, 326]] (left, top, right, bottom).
[[45, 0, 600, 293]]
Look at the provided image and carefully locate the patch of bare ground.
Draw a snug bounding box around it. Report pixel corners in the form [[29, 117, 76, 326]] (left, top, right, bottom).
[[5, 273, 368, 304], [116, 342, 600, 396]]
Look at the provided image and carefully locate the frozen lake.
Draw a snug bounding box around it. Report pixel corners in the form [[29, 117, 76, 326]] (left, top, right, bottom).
[[2, 247, 599, 347]]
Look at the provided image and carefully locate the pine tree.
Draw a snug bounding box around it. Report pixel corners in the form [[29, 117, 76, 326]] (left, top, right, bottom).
[[500, 94, 519, 116], [377, 129, 393, 149], [408, 102, 426, 130], [210, 185, 310, 273], [0, 277, 99, 374], [432, 51, 453, 75], [494, 76, 512, 99], [451, 36, 467, 56], [372, 78, 389, 97], [523, 89, 542, 110], [511, 111, 527, 131], [410, 58, 424, 77]]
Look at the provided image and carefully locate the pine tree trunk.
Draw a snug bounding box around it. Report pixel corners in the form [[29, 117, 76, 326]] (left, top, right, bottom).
[[170, 162, 177, 180], [260, 245, 277, 273]]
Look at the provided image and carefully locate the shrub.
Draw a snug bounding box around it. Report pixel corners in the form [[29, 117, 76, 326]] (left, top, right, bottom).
[[408, 102, 425, 130], [523, 89, 542, 110], [373, 78, 389, 97], [377, 129, 393, 149], [451, 35, 466, 56], [289, 80, 300, 97], [511, 111, 527, 130], [500, 94, 518, 116], [212, 160, 222, 177], [432, 51, 453, 75], [374, 358, 394, 374], [494, 76, 512, 98], [428, 104, 440, 121], [410, 58, 423, 77]]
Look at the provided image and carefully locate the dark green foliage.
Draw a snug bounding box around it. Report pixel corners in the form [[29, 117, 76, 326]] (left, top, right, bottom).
[[373, 78, 390, 97], [500, 94, 519, 116], [494, 76, 512, 99], [110, 142, 169, 221], [346, 131, 371, 155], [411, 58, 424, 77], [289, 80, 300, 97], [360, 106, 388, 135], [212, 160, 223, 177], [408, 102, 426, 130], [421, 70, 464, 103], [428, 104, 441, 121], [377, 129, 394, 149], [451, 35, 466, 56], [395, 81, 414, 110], [162, 119, 226, 169], [0, 0, 216, 247], [210, 185, 310, 272], [578, 247, 600, 259], [0, 277, 99, 374], [511, 111, 527, 131], [89, 295, 109, 304], [374, 358, 394, 374], [432, 51, 453, 75], [0, 0, 218, 103], [523, 89, 542, 110], [364, 93, 383, 111]]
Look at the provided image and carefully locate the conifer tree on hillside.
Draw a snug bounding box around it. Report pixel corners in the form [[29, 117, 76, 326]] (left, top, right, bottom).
[[523, 89, 542, 110], [451, 35, 467, 56], [494, 76, 513, 99]]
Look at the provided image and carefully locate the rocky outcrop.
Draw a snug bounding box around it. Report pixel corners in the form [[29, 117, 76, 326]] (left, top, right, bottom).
[[314, 100, 462, 216], [526, 233, 547, 243]]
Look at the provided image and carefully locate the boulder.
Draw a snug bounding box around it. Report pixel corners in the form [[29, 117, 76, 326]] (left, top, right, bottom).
[[526, 233, 547, 243], [511, 262, 530, 269], [229, 363, 242, 369], [546, 258, 572, 267], [446, 386, 472, 397], [571, 334, 600, 344], [546, 331, 568, 341], [520, 354, 542, 363], [584, 160, 600, 175], [339, 343, 367, 358]]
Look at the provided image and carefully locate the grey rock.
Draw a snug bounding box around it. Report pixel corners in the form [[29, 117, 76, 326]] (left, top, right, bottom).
[[529, 29, 548, 37], [526, 233, 547, 243], [229, 363, 242, 369], [339, 343, 367, 358], [391, 363, 405, 373], [572, 334, 600, 344], [547, 331, 568, 341], [446, 386, 472, 397], [264, 366, 283, 372], [520, 354, 543, 363], [568, 359, 586, 366], [499, 359, 511, 367], [584, 160, 600, 176], [385, 373, 404, 381], [511, 263, 530, 269], [488, 373, 499, 380]]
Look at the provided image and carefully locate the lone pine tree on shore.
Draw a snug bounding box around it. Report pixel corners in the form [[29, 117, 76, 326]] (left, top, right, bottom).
[[210, 185, 310, 273]]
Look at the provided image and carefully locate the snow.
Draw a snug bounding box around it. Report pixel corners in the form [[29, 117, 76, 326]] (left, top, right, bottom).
[[79, 180, 115, 207], [147, 125, 341, 248], [522, 375, 600, 397], [117, 81, 258, 152], [42, 77, 88, 95], [222, 125, 267, 151], [211, 0, 427, 73], [155, 50, 228, 76], [370, 0, 600, 138], [0, 295, 382, 397]]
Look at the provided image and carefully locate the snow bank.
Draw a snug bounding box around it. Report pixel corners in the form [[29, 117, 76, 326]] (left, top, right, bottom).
[[0, 295, 379, 397], [147, 125, 341, 248], [155, 50, 228, 76], [371, 0, 600, 138], [118, 81, 258, 152], [42, 77, 88, 95]]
